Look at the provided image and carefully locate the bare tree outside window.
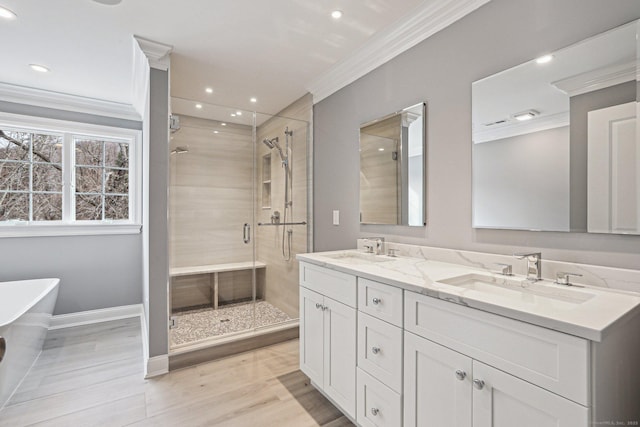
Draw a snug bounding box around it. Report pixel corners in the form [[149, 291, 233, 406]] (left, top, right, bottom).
[[0, 129, 130, 222]]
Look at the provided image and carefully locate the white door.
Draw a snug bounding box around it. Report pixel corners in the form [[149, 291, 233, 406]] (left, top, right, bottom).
[[299, 287, 324, 386], [403, 331, 472, 427], [588, 101, 639, 233], [472, 361, 589, 427], [323, 296, 357, 418]]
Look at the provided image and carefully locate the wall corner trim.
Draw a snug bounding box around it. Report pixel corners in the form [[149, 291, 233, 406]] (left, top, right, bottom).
[[134, 35, 173, 71], [307, 0, 491, 103], [49, 304, 143, 330]]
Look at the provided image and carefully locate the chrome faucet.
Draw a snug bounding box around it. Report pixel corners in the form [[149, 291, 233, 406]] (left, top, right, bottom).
[[363, 237, 385, 255], [513, 252, 542, 281]]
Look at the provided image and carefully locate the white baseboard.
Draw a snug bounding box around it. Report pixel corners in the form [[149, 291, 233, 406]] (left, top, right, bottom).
[[49, 303, 168, 378], [145, 355, 169, 378], [49, 304, 143, 330]]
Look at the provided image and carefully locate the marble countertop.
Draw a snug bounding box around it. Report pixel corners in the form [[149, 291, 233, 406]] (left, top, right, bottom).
[[297, 250, 640, 342]]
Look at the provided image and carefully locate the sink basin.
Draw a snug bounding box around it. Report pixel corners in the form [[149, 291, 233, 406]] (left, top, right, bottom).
[[320, 251, 395, 265], [438, 273, 596, 308]]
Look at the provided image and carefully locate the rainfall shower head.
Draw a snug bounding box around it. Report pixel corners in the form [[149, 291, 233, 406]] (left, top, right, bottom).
[[262, 137, 278, 149], [170, 146, 189, 155]]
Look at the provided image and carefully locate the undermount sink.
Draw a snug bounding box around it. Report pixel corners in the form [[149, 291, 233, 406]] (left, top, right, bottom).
[[320, 251, 395, 265], [438, 273, 596, 307]]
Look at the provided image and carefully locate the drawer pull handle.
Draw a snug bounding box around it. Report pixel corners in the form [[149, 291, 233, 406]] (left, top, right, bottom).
[[371, 408, 379, 416], [372, 346, 381, 355], [372, 297, 382, 305], [473, 379, 485, 390], [455, 370, 466, 381]]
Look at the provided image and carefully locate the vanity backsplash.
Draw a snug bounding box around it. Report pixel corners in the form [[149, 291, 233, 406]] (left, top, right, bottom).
[[357, 239, 640, 294]]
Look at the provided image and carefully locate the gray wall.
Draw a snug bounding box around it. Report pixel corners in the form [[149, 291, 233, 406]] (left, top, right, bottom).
[[147, 68, 169, 357], [313, 0, 640, 270], [0, 103, 143, 315]]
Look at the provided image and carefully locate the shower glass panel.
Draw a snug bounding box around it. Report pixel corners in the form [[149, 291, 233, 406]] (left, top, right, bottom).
[[168, 99, 309, 350]]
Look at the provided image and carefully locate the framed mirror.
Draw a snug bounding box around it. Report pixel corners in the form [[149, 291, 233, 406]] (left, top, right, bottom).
[[472, 19, 639, 234], [360, 102, 426, 226]]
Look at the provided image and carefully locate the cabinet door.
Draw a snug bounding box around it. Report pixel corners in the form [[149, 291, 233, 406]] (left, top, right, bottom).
[[324, 297, 357, 418], [300, 287, 325, 386], [472, 361, 589, 427], [404, 331, 472, 427]]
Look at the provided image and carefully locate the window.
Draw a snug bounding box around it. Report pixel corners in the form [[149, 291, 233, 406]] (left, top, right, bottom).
[[0, 113, 140, 236]]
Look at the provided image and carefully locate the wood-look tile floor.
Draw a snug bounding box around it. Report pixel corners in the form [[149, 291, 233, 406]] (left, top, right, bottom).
[[0, 317, 353, 427]]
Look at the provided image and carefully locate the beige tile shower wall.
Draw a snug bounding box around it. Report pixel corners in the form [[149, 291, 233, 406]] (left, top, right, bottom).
[[256, 95, 311, 318], [169, 115, 254, 269]]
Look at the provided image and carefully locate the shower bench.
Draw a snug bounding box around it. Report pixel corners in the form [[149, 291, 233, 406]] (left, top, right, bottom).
[[170, 261, 266, 310]]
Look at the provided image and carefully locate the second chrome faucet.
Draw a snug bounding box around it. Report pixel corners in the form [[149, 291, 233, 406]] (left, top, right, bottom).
[[513, 252, 542, 281]]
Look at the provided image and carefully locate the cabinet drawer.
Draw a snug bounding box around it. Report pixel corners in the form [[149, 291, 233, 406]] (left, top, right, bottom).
[[357, 312, 403, 393], [405, 291, 590, 406], [358, 278, 403, 327], [357, 368, 402, 427], [299, 262, 356, 308]]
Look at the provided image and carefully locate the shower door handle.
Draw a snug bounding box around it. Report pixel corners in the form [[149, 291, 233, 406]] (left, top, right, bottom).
[[243, 223, 251, 244]]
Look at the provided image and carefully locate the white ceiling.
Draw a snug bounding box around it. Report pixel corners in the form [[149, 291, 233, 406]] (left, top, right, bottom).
[[0, 0, 428, 117]]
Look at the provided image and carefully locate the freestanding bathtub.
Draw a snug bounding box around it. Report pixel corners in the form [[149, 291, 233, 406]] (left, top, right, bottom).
[[0, 278, 59, 409]]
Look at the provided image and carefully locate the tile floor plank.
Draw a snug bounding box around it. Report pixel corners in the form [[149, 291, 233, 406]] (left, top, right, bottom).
[[0, 318, 354, 427]]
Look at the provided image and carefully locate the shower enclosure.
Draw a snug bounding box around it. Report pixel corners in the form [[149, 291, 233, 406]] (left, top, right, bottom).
[[168, 97, 310, 351]]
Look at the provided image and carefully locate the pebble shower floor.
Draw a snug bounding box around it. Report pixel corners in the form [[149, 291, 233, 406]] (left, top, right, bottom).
[[170, 300, 292, 346]]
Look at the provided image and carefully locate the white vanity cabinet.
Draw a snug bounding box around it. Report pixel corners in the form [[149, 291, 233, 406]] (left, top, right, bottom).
[[404, 291, 590, 427], [299, 262, 357, 418], [356, 278, 404, 427]]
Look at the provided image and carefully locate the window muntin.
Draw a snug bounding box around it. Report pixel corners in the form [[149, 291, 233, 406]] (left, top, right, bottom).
[[0, 130, 63, 222], [74, 138, 130, 221], [0, 121, 137, 227]]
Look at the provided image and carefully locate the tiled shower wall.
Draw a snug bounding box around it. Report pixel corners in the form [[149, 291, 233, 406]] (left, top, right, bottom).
[[256, 94, 312, 318]]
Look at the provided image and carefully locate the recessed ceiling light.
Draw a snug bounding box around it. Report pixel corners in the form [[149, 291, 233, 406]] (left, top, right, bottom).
[[513, 110, 539, 121], [214, 130, 219, 134], [195, 104, 203, 109], [250, 97, 257, 103], [0, 6, 16, 19], [378, 148, 385, 152], [331, 10, 343, 19], [231, 113, 236, 117], [29, 64, 50, 73], [535, 54, 553, 64], [236, 111, 242, 116], [92, 0, 123, 5], [221, 123, 227, 126], [205, 87, 213, 94]]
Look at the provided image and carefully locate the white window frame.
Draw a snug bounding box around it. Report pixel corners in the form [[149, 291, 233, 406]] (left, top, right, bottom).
[[0, 112, 142, 237]]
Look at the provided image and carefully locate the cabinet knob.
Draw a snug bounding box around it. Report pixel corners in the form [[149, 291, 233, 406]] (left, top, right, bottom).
[[315, 303, 321, 310], [371, 408, 379, 416], [455, 369, 466, 381], [323, 305, 329, 311], [372, 346, 381, 355], [372, 297, 381, 305], [473, 379, 485, 390]]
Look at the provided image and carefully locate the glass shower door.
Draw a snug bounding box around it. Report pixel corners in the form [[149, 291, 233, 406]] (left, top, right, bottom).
[[168, 102, 259, 349]]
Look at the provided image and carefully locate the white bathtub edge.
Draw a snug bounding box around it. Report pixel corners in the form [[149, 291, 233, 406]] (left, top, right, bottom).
[[49, 304, 143, 330]]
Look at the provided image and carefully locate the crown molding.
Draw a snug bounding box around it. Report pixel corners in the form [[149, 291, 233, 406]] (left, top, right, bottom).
[[551, 60, 637, 97], [0, 82, 141, 121], [134, 35, 173, 71], [473, 111, 569, 144], [307, 0, 491, 103]]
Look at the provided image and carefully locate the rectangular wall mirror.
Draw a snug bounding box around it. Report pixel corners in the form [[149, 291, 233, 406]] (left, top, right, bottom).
[[472, 19, 639, 234], [360, 102, 426, 226]]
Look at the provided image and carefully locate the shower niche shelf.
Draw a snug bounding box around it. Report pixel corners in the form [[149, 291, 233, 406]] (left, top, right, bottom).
[[262, 153, 271, 209]]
